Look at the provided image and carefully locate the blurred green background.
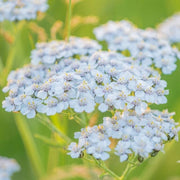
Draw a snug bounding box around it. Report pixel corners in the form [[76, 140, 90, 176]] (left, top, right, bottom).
[[1, 0, 180, 179]]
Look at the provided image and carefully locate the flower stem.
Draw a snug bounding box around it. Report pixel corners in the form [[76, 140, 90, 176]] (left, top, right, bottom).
[[1, 21, 25, 86], [119, 163, 131, 180], [74, 115, 87, 127], [68, 110, 87, 127], [34, 134, 66, 148], [119, 160, 137, 180], [84, 154, 137, 180], [15, 114, 45, 178], [37, 114, 72, 144], [93, 158, 120, 179], [67, 0, 72, 41], [50, 114, 68, 167]]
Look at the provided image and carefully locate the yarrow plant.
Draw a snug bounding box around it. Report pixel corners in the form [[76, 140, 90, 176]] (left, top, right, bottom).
[[2, 49, 170, 118], [0, 0, 48, 22], [69, 109, 179, 162], [30, 37, 102, 65], [94, 20, 180, 74], [0, 156, 20, 180], [157, 13, 180, 44], [1, 0, 180, 179]]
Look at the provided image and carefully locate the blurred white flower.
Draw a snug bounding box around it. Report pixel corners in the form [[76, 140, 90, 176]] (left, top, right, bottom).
[[0, 0, 48, 22], [0, 156, 20, 180], [158, 13, 180, 43], [94, 20, 180, 74]]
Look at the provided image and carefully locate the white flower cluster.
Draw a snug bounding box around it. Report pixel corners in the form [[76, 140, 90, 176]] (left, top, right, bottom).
[[94, 20, 180, 74], [68, 125, 111, 160], [158, 13, 180, 43], [0, 156, 20, 180], [1, 20, 179, 164], [68, 110, 180, 162], [0, 0, 48, 22], [30, 37, 102, 65], [3, 46, 169, 118]]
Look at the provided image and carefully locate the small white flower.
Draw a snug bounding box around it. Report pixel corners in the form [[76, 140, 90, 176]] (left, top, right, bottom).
[[70, 94, 95, 113], [67, 142, 84, 158], [21, 96, 43, 118], [132, 135, 153, 158], [127, 96, 147, 114], [44, 97, 64, 116], [115, 141, 132, 162]]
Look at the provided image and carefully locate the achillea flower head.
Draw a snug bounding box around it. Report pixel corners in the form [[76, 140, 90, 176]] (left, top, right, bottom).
[[30, 37, 102, 65], [0, 156, 20, 180], [0, 0, 48, 22], [2, 48, 169, 118], [68, 110, 180, 162], [157, 13, 180, 43], [94, 20, 180, 74], [68, 125, 111, 160]]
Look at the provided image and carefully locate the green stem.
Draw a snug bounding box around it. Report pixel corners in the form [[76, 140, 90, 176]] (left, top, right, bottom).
[[46, 133, 61, 172], [28, 30, 35, 49], [119, 156, 137, 180], [0, 57, 4, 73], [1, 45, 16, 86], [81, 112, 89, 126], [119, 163, 133, 180], [67, 0, 72, 41], [74, 115, 87, 127], [84, 154, 137, 180], [34, 134, 66, 148], [37, 114, 72, 144], [93, 158, 120, 179], [68, 109, 86, 127], [48, 114, 68, 168], [1, 21, 25, 86], [15, 114, 44, 178]]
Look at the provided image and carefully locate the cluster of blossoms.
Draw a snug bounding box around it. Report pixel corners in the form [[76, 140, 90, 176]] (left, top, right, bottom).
[[2, 46, 169, 118], [31, 37, 102, 65], [94, 20, 180, 74], [0, 156, 20, 180], [158, 13, 180, 44], [2, 17, 180, 165], [0, 0, 48, 22], [68, 110, 180, 162]]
